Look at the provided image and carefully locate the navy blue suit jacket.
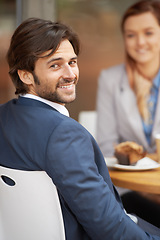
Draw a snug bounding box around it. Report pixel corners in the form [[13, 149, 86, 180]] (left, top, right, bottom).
[[0, 97, 159, 240]]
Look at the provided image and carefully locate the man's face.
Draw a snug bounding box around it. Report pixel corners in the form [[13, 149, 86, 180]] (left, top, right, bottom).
[[29, 39, 79, 105]]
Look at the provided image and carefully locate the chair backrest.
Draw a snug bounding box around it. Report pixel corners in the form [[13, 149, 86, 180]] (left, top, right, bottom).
[[0, 166, 65, 240], [78, 111, 97, 139]]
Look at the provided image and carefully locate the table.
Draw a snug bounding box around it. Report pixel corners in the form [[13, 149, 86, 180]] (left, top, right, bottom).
[[109, 167, 160, 194]]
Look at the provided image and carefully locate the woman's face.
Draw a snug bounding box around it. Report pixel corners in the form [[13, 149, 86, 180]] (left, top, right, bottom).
[[123, 12, 160, 65]]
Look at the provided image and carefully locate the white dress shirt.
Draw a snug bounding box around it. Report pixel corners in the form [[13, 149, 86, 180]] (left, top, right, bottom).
[[20, 94, 69, 117]]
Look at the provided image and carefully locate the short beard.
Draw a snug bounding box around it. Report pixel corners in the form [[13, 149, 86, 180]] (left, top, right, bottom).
[[32, 71, 76, 104], [32, 71, 40, 85]]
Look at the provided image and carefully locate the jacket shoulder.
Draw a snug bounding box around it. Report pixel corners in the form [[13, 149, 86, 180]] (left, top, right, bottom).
[[100, 64, 125, 79], [98, 64, 126, 91]]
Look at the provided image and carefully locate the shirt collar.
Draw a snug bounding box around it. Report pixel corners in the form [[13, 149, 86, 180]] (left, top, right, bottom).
[[20, 94, 69, 117]]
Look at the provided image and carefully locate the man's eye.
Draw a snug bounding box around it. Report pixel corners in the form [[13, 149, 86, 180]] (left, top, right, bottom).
[[69, 60, 77, 65], [51, 64, 59, 69]]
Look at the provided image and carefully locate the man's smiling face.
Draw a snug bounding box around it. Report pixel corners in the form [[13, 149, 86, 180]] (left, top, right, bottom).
[[28, 39, 79, 105]]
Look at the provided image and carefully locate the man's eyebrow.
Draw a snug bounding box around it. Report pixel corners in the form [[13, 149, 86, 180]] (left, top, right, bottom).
[[47, 56, 78, 65], [47, 57, 62, 64]]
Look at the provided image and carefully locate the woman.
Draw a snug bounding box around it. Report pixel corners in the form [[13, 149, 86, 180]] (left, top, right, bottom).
[[96, 0, 160, 227]]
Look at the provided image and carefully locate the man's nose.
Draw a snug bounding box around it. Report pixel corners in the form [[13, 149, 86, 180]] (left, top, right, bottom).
[[63, 65, 76, 79]]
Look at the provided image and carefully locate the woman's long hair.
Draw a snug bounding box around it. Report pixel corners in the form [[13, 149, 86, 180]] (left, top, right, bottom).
[[121, 0, 160, 123]]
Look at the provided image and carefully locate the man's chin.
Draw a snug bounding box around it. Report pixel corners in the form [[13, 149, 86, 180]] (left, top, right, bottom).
[[55, 94, 76, 105], [62, 96, 76, 104]]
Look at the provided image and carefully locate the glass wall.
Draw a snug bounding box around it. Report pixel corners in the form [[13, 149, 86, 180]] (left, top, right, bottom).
[[57, 0, 137, 120], [0, 0, 16, 103]]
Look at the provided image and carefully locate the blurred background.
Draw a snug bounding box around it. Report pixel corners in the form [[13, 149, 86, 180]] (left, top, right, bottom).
[[0, 0, 138, 120]]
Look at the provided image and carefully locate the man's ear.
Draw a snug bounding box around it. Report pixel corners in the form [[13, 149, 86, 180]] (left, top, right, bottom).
[[17, 70, 34, 85]]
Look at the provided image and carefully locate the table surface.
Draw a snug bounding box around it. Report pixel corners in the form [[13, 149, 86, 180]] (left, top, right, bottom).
[[109, 167, 160, 194]]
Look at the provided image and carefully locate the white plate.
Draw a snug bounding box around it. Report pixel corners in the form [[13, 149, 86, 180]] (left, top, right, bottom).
[[105, 157, 160, 171]]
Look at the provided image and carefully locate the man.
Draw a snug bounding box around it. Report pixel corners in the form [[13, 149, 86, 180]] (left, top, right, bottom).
[[0, 17, 160, 240]]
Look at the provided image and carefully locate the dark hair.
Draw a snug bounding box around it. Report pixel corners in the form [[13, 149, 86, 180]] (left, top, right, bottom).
[[121, 0, 160, 32], [7, 18, 80, 95], [121, 0, 160, 66]]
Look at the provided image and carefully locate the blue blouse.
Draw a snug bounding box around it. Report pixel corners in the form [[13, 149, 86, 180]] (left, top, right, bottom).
[[142, 70, 160, 145]]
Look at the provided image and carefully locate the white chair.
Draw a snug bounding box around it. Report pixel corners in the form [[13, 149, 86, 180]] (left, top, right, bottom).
[[78, 111, 129, 196], [0, 166, 65, 240], [78, 111, 97, 140]]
